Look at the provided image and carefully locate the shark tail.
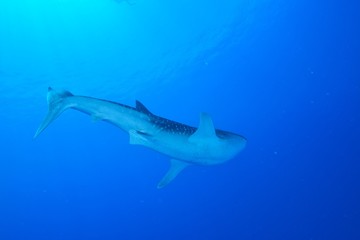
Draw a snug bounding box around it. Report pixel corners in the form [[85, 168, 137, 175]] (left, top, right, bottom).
[[34, 87, 74, 138]]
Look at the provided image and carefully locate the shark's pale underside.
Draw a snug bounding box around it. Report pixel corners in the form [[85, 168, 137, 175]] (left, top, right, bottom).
[[34, 87, 247, 188]]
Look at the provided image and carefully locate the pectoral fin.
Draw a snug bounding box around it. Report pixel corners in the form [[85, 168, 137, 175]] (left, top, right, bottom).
[[157, 159, 189, 189]]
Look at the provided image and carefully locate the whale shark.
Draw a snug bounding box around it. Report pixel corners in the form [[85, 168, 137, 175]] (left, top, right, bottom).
[[34, 87, 247, 188]]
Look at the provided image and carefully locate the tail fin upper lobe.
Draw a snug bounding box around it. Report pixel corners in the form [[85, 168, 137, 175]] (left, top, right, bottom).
[[34, 87, 73, 138]]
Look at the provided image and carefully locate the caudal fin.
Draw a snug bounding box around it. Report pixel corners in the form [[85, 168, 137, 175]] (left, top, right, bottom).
[[34, 87, 73, 138]]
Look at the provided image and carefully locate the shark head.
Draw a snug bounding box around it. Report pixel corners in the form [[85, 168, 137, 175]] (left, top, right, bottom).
[[215, 130, 247, 161], [155, 114, 246, 188]]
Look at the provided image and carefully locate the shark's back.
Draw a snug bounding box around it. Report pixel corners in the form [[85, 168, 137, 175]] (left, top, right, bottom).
[[150, 115, 197, 136], [148, 113, 244, 140]]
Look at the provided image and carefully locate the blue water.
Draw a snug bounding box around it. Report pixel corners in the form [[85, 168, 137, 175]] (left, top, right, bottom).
[[1, 0, 359, 239]]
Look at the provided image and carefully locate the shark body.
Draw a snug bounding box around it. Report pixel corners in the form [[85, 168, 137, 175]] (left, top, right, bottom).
[[35, 87, 247, 188]]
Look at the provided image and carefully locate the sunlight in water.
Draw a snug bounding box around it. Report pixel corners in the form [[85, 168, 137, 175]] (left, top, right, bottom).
[[0, 0, 255, 116]]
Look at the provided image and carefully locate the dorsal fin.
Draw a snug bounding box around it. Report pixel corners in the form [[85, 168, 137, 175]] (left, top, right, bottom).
[[189, 112, 217, 142], [136, 100, 152, 115]]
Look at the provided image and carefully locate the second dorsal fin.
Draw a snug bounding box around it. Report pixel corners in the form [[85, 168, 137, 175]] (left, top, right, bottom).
[[136, 100, 152, 115]]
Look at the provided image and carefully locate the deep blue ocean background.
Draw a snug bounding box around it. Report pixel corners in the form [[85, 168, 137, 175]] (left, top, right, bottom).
[[1, 0, 359, 239]]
